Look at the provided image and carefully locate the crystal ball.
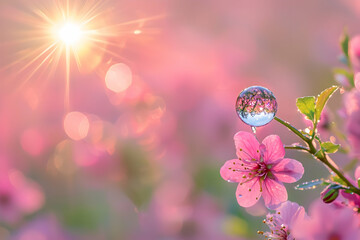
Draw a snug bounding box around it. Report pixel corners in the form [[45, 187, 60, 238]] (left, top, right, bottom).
[[235, 86, 277, 127]]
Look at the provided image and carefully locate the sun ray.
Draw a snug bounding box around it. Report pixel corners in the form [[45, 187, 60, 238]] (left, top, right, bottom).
[[91, 44, 129, 62], [72, 46, 82, 71], [17, 42, 58, 75], [65, 46, 71, 112], [1, 0, 165, 111], [16, 44, 59, 91], [78, 1, 105, 23], [103, 15, 166, 28], [33, 9, 56, 26]]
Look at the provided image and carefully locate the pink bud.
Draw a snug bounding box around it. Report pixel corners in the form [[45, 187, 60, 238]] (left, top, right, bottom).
[[321, 184, 341, 204]]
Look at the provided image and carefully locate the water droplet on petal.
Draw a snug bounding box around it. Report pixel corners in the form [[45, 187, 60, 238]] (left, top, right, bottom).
[[238, 194, 243, 198], [236, 86, 277, 127]]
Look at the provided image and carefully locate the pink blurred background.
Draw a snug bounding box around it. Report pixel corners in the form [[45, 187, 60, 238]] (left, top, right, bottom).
[[0, 0, 359, 239]]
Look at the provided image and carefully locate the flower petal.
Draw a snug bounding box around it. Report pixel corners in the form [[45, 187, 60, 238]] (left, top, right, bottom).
[[277, 201, 306, 228], [220, 159, 247, 183], [271, 158, 304, 183], [262, 178, 287, 209], [235, 177, 261, 208], [234, 131, 260, 161], [262, 135, 285, 164]]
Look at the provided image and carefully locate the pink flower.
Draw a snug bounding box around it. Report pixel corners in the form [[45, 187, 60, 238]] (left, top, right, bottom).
[[292, 200, 360, 240], [0, 169, 44, 223], [259, 201, 306, 240], [341, 166, 360, 209], [220, 131, 304, 209]]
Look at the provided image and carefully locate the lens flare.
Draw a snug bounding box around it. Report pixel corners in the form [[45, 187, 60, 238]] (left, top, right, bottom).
[[1, 0, 165, 110], [57, 22, 83, 46]]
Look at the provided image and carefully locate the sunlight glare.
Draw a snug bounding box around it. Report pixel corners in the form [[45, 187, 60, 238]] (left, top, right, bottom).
[[58, 22, 83, 46], [3, 0, 164, 111]]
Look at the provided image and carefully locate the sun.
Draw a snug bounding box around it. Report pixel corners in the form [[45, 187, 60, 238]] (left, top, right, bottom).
[[57, 22, 83, 46], [0, 0, 165, 111]]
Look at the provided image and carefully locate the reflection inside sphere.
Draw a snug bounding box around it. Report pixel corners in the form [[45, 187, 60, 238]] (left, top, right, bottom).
[[235, 86, 277, 127]]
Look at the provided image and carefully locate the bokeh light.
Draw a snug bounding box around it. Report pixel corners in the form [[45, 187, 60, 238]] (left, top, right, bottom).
[[63, 111, 90, 141], [105, 63, 133, 93], [20, 128, 46, 157]]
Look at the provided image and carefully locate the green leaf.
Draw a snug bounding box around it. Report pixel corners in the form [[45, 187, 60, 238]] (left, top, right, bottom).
[[315, 86, 339, 124], [321, 142, 340, 154], [62, 204, 101, 230], [295, 179, 324, 190], [340, 28, 350, 62], [119, 141, 157, 209], [358, 178, 360, 188], [296, 96, 315, 121]]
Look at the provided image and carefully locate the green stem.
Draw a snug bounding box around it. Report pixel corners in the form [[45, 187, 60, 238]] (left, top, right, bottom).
[[284, 145, 309, 151], [325, 160, 358, 193], [275, 116, 360, 195], [308, 143, 360, 195], [311, 125, 316, 141], [274, 117, 310, 143]]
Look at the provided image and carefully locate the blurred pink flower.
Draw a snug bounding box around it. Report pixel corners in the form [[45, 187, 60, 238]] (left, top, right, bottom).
[[220, 131, 304, 209], [355, 72, 360, 91], [0, 169, 44, 223], [260, 201, 306, 240], [341, 166, 360, 209], [10, 214, 71, 240], [304, 108, 332, 141], [317, 109, 332, 138], [292, 200, 360, 240], [343, 90, 360, 157], [350, 35, 360, 71]]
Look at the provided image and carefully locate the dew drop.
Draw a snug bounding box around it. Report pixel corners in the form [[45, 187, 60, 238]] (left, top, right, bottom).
[[236, 86, 277, 127], [295, 179, 324, 190], [238, 194, 243, 198]]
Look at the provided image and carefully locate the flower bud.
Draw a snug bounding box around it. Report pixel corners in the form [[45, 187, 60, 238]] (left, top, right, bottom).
[[321, 184, 342, 204]]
